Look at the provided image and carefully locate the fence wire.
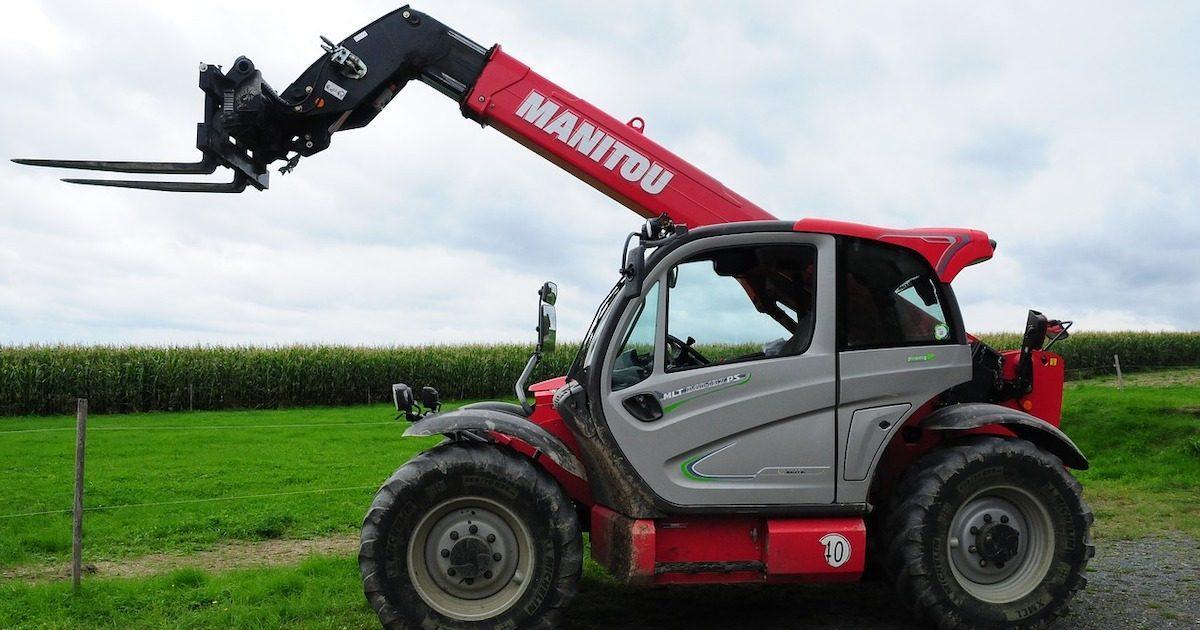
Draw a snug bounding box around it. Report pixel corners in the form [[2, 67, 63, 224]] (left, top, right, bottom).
[[0, 485, 379, 521], [0, 421, 396, 436]]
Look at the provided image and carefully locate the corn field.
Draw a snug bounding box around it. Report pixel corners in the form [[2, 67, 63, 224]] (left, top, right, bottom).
[[1, 332, 1197, 416]]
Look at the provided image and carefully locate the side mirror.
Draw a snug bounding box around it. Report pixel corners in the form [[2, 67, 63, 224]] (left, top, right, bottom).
[[538, 302, 557, 353], [539, 281, 558, 306], [620, 244, 646, 298], [914, 276, 938, 307], [419, 386, 441, 412], [1021, 310, 1049, 351], [519, 282, 558, 413], [392, 383, 414, 414]]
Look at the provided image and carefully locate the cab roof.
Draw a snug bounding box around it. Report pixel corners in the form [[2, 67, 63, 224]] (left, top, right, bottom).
[[793, 218, 995, 283]]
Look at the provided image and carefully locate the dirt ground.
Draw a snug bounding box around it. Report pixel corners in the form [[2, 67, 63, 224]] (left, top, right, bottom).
[[0, 534, 359, 582]]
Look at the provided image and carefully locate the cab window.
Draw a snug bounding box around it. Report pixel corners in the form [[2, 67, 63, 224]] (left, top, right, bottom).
[[610, 283, 659, 391], [839, 239, 954, 349], [665, 244, 817, 371]]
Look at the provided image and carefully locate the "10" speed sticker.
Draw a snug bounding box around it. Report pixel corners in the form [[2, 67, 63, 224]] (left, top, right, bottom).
[[819, 533, 852, 568]]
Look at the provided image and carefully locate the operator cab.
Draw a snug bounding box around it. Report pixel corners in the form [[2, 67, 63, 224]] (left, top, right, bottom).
[[557, 218, 975, 510]]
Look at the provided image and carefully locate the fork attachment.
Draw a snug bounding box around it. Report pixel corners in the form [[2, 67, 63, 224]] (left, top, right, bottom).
[[13, 5, 489, 192]]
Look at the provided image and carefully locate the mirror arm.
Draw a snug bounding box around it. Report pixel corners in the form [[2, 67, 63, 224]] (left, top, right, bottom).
[[515, 351, 541, 415]]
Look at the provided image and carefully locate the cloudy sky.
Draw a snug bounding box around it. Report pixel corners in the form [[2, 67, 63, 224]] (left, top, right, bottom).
[[1, 1, 1197, 346]]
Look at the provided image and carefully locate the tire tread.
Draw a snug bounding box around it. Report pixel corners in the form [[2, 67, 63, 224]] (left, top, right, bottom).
[[883, 436, 1093, 630]]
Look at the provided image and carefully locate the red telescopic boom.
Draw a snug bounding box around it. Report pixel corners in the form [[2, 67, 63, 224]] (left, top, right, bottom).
[[13, 5, 774, 227], [464, 49, 774, 226]]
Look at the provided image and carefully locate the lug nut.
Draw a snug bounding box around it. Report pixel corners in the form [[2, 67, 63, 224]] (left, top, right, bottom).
[[487, 534, 496, 543], [979, 560, 988, 567], [1000, 515, 1009, 524], [493, 553, 502, 562], [447, 568, 456, 577], [970, 526, 979, 535], [465, 578, 474, 585], [469, 525, 479, 535], [484, 571, 493, 579], [440, 549, 450, 558], [968, 545, 977, 554], [450, 531, 459, 541], [983, 514, 993, 523]]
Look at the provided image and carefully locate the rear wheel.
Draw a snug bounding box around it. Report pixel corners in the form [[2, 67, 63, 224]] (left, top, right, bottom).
[[360, 443, 582, 629], [884, 436, 1093, 629]]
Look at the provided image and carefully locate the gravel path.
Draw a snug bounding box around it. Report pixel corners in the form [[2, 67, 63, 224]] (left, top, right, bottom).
[[566, 535, 1200, 629], [1063, 535, 1199, 629]]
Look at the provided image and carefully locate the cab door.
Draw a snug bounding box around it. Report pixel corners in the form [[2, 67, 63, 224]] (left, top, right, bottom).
[[600, 232, 838, 507], [834, 238, 973, 504]]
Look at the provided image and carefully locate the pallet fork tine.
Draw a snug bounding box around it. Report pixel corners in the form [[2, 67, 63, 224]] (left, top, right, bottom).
[[11, 155, 219, 175], [60, 173, 248, 193]]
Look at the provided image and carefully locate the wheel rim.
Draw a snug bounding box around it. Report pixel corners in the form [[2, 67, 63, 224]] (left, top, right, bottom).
[[946, 485, 1056, 604], [407, 496, 534, 621]]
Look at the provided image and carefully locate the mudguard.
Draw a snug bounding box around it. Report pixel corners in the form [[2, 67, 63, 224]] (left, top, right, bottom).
[[921, 403, 1089, 470], [403, 408, 588, 480]]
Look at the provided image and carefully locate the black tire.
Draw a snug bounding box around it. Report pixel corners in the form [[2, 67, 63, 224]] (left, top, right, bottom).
[[884, 436, 1094, 629], [360, 442, 582, 629]]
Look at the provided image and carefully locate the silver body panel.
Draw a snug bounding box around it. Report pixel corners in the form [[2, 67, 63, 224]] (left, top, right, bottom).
[[602, 233, 840, 506], [594, 230, 973, 508], [835, 346, 972, 503]]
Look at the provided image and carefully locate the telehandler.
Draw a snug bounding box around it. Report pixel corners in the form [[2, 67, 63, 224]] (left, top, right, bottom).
[[17, 5, 1092, 629]]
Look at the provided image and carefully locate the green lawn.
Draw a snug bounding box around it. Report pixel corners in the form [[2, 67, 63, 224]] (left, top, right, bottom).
[[0, 373, 1196, 627], [1061, 371, 1200, 538], [0, 404, 444, 568]]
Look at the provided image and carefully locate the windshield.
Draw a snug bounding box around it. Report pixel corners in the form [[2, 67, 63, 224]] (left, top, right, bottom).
[[568, 277, 625, 381]]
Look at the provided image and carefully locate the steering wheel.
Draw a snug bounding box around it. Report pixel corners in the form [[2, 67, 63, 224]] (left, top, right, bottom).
[[666, 334, 709, 368]]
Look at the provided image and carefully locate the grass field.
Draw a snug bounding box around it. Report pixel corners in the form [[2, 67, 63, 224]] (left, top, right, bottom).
[[0, 372, 1197, 628], [1062, 369, 1200, 537], [0, 405, 448, 568]]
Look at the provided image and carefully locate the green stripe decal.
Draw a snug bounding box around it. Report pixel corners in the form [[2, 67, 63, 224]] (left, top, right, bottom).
[[662, 373, 752, 414], [681, 453, 709, 482], [680, 443, 749, 482]]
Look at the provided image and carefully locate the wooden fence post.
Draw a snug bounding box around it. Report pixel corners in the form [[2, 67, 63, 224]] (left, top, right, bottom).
[[1113, 354, 1124, 390], [72, 398, 88, 593]]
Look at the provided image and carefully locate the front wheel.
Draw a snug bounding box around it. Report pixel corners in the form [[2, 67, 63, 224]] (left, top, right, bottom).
[[884, 436, 1094, 629], [360, 443, 582, 629]]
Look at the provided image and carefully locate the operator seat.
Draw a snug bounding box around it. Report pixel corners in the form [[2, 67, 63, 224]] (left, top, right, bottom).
[[756, 247, 817, 357]]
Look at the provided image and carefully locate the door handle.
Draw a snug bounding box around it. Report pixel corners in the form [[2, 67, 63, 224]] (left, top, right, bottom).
[[623, 393, 664, 423]]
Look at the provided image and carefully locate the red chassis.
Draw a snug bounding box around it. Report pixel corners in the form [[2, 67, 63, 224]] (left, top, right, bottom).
[[515, 340, 1067, 585]]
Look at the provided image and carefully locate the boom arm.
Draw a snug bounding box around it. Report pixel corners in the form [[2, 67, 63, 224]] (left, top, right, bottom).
[[14, 5, 774, 227]]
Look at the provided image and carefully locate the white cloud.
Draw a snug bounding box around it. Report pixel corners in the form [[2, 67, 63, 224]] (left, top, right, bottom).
[[1, 0, 1197, 346]]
